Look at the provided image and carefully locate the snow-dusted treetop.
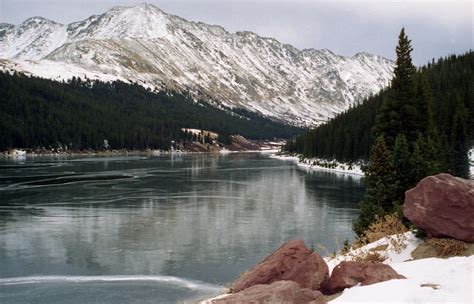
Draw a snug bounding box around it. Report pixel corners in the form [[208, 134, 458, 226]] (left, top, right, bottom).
[[0, 3, 394, 126]]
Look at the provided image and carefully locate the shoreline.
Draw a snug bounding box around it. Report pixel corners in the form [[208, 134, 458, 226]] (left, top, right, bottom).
[[2, 149, 368, 179], [201, 232, 474, 303], [0, 140, 285, 159], [0, 148, 281, 159], [270, 153, 365, 177]]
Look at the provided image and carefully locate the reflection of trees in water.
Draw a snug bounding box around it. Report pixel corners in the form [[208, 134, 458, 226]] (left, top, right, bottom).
[[303, 170, 365, 209], [107, 156, 363, 282], [0, 154, 364, 284], [0, 207, 46, 226], [63, 235, 109, 274], [0, 210, 16, 230]]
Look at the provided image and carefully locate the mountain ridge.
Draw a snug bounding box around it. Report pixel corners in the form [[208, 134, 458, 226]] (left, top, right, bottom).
[[0, 3, 394, 126]]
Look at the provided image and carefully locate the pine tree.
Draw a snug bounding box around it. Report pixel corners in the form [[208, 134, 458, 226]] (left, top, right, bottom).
[[450, 105, 470, 178], [416, 134, 442, 176], [392, 134, 413, 207], [414, 74, 435, 137], [353, 136, 397, 236], [353, 29, 450, 237], [285, 52, 473, 165], [374, 28, 417, 147], [411, 139, 427, 186]]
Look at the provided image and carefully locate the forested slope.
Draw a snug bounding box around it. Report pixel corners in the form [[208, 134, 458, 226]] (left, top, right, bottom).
[[0, 73, 303, 150], [285, 52, 473, 162]]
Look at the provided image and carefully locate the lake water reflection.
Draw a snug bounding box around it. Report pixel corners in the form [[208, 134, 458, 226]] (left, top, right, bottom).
[[0, 153, 363, 303]]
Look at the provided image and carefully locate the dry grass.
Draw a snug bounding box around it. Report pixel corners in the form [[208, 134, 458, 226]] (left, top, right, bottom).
[[425, 238, 468, 257], [351, 251, 387, 263], [353, 214, 409, 254], [336, 214, 410, 263], [363, 214, 408, 243], [369, 244, 389, 252], [340, 239, 351, 255]]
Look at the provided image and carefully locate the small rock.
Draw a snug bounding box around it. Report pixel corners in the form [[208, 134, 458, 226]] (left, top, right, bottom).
[[420, 283, 440, 290], [404, 173, 474, 242], [231, 240, 329, 292], [212, 281, 325, 304], [321, 261, 406, 295]]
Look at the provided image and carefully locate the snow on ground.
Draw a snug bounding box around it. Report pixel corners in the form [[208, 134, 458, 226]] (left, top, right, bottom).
[[274, 147, 474, 179], [325, 232, 421, 272], [202, 232, 473, 303], [218, 149, 280, 155], [271, 154, 364, 176], [327, 232, 473, 304], [330, 256, 473, 304], [469, 148, 473, 179]]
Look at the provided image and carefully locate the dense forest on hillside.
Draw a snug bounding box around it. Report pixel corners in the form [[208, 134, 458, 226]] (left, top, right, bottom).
[[0, 72, 303, 150], [285, 51, 473, 163]]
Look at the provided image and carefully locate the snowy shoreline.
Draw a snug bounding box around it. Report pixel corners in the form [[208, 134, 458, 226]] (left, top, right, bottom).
[[327, 232, 473, 303], [0, 147, 281, 159], [202, 232, 474, 303], [469, 148, 474, 178], [270, 154, 365, 176], [272, 147, 474, 179]]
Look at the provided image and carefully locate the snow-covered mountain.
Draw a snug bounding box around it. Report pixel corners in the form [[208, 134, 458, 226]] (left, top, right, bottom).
[[0, 3, 393, 126]]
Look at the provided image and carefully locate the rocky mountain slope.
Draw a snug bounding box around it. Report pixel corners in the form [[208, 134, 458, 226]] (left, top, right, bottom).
[[0, 3, 394, 126]]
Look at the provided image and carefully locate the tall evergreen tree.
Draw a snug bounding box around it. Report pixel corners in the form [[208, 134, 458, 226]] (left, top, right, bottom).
[[450, 104, 470, 178], [411, 137, 428, 182], [414, 74, 435, 138], [284, 51, 473, 167], [392, 134, 413, 206], [353, 28, 452, 236], [374, 28, 418, 147]]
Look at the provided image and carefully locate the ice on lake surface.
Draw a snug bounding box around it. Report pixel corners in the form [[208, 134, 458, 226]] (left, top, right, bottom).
[[0, 153, 363, 303]]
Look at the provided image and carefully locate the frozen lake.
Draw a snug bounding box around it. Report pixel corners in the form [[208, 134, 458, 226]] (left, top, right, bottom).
[[0, 153, 363, 303]]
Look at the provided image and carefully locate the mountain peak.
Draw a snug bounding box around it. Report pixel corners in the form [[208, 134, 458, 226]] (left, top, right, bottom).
[[22, 16, 62, 27], [0, 4, 394, 126], [108, 3, 164, 14], [0, 23, 14, 29], [79, 2, 169, 39]]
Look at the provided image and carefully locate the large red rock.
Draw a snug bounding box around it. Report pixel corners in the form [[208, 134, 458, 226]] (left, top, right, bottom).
[[231, 240, 329, 292], [212, 281, 325, 304], [404, 173, 474, 242], [322, 261, 406, 295]]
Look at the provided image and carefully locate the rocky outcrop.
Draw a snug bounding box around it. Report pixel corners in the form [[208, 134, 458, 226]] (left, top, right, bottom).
[[212, 281, 325, 304], [231, 240, 329, 292], [404, 173, 474, 242], [321, 261, 406, 295], [225, 135, 261, 151]]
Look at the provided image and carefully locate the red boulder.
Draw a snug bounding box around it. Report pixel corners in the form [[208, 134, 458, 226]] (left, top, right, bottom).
[[404, 173, 474, 242], [322, 261, 406, 295], [212, 281, 325, 304], [231, 240, 329, 292]]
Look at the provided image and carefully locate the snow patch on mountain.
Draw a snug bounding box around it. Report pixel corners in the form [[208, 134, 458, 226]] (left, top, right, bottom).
[[0, 17, 67, 60], [0, 58, 130, 84], [0, 3, 394, 126], [68, 4, 170, 41]]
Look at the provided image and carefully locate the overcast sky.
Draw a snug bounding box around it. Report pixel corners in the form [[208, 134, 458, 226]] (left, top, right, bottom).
[[1, 0, 472, 64]]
